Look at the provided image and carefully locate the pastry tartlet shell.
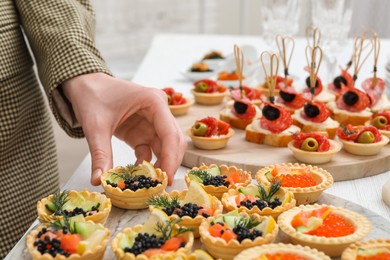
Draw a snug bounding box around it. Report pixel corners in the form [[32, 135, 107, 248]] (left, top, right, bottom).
[[187, 128, 235, 150], [112, 225, 194, 260], [169, 98, 194, 116], [256, 163, 334, 205], [221, 185, 296, 220], [340, 135, 389, 156], [341, 239, 390, 260], [184, 164, 252, 199], [199, 212, 278, 260], [233, 243, 331, 260], [149, 190, 223, 238], [37, 189, 111, 224], [27, 223, 110, 260], [101, 167, 167, 209], [191, 89, 228, 105], [278, 204, 371, 257], [287, 140, 341, 165]]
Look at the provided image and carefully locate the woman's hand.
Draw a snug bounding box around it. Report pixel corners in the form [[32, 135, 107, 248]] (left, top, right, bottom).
[[62, 73, 186, 185]]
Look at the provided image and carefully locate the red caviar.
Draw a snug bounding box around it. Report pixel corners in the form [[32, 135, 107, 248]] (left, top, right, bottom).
[[264, 253, 309, 260], [308, 213, 355, 237], [276, 173, 317, 188], [357, 251, 390, 260]]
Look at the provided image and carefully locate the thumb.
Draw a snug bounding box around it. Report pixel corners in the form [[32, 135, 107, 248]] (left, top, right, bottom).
[[85, 130, 113, 186]]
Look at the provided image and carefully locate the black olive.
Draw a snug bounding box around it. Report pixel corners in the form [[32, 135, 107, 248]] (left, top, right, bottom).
[[333, 76, 348, 89], [234, 101, 248, 114], [262, 105, 280, 120], [304, 103, 320, 118], [343, 91, 359, 106], [305, 76, 319, 89], [280, 90, 296, 102]]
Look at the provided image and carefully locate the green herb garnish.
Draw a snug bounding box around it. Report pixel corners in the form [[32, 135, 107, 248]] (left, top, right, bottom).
[[257, 181, 281, 203], [234, 215, 260, 229], [47, 190, 70, 215], [147, 195, 180, 208], [155, 219, 193, 241]]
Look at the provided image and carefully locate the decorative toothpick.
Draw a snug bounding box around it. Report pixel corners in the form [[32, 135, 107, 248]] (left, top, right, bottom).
[[276, 34, 295, 87], [352, 36, 373, 86], [234, 44, 244, 98], [306, 27, 321, 50], [261, 51, 279, 104], [372, 32, 380, 88], [305, 45, 323, 99]]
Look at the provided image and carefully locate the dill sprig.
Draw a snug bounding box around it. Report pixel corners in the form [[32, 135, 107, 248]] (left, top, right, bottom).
[[155, 219, 193, 241], [234, 215, 260, 229], [147, 195, 180, 208], [50, 190, 70, 214], [257, 181, 281, 203], [111, 164, 141, 182], [188, 170, 213, 182]]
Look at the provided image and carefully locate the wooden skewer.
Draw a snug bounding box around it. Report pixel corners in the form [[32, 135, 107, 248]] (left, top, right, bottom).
[[261, 51, 279, 103], [276, 34, 295, 87], [234, 44, 244, 98], [305, 45, 323, 100], [372, 32, 380, 88], [306, 26, 321, 50], [352, 36, 373, 86]]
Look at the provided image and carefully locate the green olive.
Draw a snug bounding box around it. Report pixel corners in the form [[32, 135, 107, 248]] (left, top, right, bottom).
[[372, 116, 388, 129], [357, 131, 375, 143], [192, 122, 208, 136], [300, 137, 319, 151], [167, 95, 172, 105], [195, 82, 208, 92]]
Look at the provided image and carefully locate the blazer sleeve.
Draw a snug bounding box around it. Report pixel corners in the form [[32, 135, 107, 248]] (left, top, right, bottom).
[[15, 0, 112, 138]]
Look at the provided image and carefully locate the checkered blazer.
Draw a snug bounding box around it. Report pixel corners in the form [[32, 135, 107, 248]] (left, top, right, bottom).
[[0, 0, 110, 257]]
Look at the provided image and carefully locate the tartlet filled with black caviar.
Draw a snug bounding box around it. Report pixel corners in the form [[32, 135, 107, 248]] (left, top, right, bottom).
[[101, 161, 167, 209]]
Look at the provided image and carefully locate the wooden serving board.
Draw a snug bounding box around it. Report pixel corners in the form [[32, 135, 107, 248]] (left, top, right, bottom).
[[177, 103, 390, 182]]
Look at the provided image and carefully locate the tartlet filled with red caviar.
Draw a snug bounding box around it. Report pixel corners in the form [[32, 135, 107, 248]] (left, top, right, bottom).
[[278, 204, 371, 257], [187, 116, 234, 150], [234, 243, 331, 260], [292, 101, 339, 138], [27, 215, 110, 260], [199, 210, 278, 260], [287, 132, 341, 164], [221, 182, 296, 220], [101, 161, 167, 209], [256, 163, 333, 205], [162, 87, 194, 116], [184, 164, 252, 199], [341, 239, 390, 260], [336, 124, 389, 156], [147, 181, 223, 237], [191, 79, 228, 105], [37, 189, 111, 225], [112, 209, 194, 259], [367, 111, 390, 138]]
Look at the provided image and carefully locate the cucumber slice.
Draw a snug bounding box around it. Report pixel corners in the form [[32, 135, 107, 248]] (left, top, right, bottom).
[[74, 222, 103, 239], [45, 202, 56, 212], [119, 231, 136, 250], [264, 171, 274, 181], [188, 173, 202, 183], [238, 186, 259, 197], [223, 216, 238, 228], [207, 166, 221, 176]]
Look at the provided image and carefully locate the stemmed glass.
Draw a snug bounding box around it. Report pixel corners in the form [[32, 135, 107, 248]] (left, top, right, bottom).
[[311, 0, 353, 82]]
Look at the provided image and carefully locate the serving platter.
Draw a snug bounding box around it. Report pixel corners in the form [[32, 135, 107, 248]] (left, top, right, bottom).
[[10, 180, 390, 260], [178, 102, 390, 181]]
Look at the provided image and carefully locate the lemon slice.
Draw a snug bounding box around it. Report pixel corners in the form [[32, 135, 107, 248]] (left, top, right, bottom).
[[140, 208, 170, 235], [281, 191, 291, 206], [256, 216, 276, 235], [193, 249, 214, 260], [134, 160, 157, 178], [181, 181, 211, 207]]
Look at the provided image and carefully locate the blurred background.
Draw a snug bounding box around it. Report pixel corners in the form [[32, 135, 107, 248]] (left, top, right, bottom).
[[57, 0, 390, 187]]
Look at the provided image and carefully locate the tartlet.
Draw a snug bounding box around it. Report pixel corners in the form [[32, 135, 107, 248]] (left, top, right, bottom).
[[288, 139, 341, 164], [234, 243, 331, 260], [199, 211, 278, 260], [101, 163, 167, 209], [184, 163, 252, 199], [341, 239, 390, 259], [256, 163, 334, 205], [37, 189, 111, 224], [111, 225, 193, 260], [221, 183, 296, 220], [366, 111, 390, 138], [168, 98, 194, 116], [27, 217, 110, 260], [148, 183, 223, 237], [191, 79, 228, 105], [163, 87, 194, 116], [278, 204, 371, 257]]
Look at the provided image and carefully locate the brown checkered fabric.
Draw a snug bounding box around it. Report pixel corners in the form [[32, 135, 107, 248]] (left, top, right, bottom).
[[0, 0, 110, 257]]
